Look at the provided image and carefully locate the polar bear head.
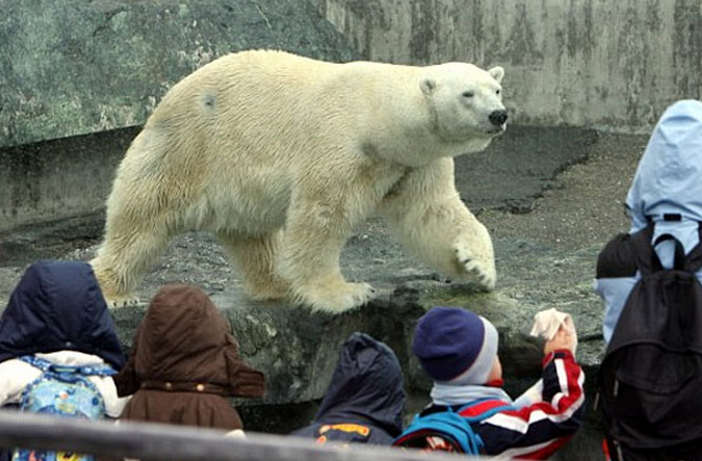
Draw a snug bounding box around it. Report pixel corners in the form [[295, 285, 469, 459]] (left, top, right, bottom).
[[419, 63, 506, 145]]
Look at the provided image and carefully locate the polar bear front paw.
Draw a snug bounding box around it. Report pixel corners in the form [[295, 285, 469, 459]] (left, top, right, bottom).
[[453, 243, 496, 290], [294, 280, 376, 314]]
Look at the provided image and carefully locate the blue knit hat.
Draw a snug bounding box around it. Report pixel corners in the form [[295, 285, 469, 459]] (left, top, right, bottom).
[[412, 306, 499, 383]]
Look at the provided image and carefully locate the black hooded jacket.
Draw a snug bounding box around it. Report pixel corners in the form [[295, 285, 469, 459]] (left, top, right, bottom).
[[0, 260, 125, 369], [290, 332, 406, 445]]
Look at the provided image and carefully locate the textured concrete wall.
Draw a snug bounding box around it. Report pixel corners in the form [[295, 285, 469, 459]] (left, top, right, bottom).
[[0, 0, 358, 150], [311, 0, 702, 133], [0, 128, 137, 232]]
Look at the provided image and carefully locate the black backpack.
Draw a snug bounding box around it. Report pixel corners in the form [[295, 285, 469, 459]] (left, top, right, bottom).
[[597, 225, 702, 461]]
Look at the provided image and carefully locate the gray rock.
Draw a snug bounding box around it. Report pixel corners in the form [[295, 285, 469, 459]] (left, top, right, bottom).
[[107, 237, 603, 458], [0, 0, 358, 149]]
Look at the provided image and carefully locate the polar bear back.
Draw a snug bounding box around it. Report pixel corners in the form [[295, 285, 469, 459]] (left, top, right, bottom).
[[147, 50, 433, 166], [113, 50, 503, 232]]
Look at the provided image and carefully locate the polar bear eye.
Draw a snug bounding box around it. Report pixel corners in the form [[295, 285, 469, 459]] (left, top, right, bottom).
[[462, 91, 474, 98]]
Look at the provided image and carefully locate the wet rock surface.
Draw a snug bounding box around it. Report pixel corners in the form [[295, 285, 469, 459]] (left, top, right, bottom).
[[0, 125, 647, 459], [0, 0, 358, 149]]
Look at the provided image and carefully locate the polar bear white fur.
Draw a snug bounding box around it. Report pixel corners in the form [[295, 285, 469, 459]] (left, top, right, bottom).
[[91, 49, 508, 313]]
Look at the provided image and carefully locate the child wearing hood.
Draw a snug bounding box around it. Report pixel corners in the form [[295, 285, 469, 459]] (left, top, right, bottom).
[[594, 100, 702, 460], [596, 99, 702, 345], [114, 284, 264, 435], [290, 332, 406, 445], [0, 260, 128, 461], [396, 306, 584, 459]]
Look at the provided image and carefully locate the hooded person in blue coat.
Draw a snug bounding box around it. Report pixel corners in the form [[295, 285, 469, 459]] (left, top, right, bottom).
[[0, 260, 128, 461], [0, 260, 125, 368], [290, 332, 406, 445], [595, 99, 702, 344]]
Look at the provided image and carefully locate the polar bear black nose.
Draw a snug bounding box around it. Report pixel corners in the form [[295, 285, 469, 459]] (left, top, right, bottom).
[[489, 110, 508, 126]]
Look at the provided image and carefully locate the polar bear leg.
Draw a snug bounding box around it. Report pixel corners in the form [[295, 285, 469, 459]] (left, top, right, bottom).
[[289, 272, 375, 314], [451, 220, 496, 289], [216, 229, 291, 301], [379, 158, 496, 290], [91, 223, 172, 307], [280, 220, 375, 312], [277, 162, 396, 313]]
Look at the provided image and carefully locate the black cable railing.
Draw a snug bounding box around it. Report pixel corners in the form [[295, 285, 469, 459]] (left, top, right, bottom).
[[0, 411, 484, 461]]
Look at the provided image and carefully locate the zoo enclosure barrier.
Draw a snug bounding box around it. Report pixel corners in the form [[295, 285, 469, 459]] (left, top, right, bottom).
[[0, 411, 485, 461]]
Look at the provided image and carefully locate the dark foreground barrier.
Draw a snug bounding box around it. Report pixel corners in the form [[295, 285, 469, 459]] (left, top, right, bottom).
[[0, 411, 484, 461]]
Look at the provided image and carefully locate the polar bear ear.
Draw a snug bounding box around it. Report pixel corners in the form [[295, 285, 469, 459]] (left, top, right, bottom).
[[488, 66, 505, 84], [420, 78, 437, 96]]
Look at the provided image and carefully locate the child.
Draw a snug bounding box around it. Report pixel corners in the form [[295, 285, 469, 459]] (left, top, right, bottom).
[[594, 100, 702, 460], [396, 306, 584, 459], [114, 284, 264, 435], [596, 99, 702, 345], [0, 260, 128, 461], [290, 332, 406, 445]]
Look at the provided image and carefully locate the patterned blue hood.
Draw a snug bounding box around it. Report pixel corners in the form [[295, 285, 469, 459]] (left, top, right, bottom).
[[0, 260, 125, 369], [626, 99, 702, 254]]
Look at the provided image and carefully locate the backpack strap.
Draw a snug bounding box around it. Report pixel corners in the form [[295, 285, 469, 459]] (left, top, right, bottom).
[[446, 400, 515, 453], [19, 355, 53, 372], [19, 355, 115, 377], [653, 234, 686, 271], [76, 363, 116, 377], [628, 225, 689, 274], [629, 222, 702, 275], [627, 226, 658, 275], [684, 223, 702, 274]]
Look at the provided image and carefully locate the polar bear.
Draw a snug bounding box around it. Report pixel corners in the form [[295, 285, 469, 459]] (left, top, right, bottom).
[[91, 49, 508, 313]]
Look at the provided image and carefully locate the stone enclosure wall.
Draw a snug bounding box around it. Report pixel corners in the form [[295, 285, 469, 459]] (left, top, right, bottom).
[[311, 0, 702, 133]]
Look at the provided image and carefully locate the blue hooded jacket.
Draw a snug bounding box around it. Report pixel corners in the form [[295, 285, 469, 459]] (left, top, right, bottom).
[[595, 100, 702, 343], [290, 332, 406, 445], [0, 260, 125, 369]]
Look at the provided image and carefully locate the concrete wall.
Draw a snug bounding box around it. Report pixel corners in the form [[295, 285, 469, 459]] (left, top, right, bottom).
[[0, 128, 137, 232], [310, 0, 702, 133]]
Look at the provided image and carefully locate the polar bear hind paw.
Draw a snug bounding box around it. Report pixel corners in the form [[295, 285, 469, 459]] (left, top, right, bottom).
[[103, 294, 142, 308], [454, 244, 496, 291], [294, 281, 376, 313]]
